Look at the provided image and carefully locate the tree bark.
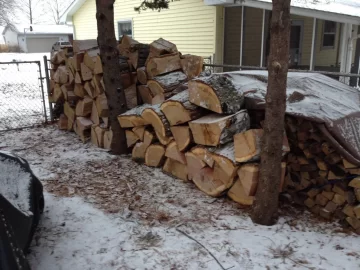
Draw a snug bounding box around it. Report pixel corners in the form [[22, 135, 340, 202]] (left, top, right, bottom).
[[96, 0, 128, 154], [251, 0, 291, 225]]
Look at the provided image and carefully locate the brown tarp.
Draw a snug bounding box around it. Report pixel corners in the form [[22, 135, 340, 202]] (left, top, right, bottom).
[[222, 71, 360, 165]]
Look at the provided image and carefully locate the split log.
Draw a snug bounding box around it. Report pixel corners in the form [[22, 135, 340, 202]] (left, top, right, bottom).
[[76, 96, 93, 117], [64, 102, 75, 126], [349, 178, 360, 188], [103, 129, 113, 150], [188, 74, 244, 114], [146, 53, 181, 79], [74, 52, 84, 71], [346, 217, 360, 230], [147, 71, 187, 96], [117, 35, 139, 57], [170, 125, 193, 151], [155, 129, 173, 146], [90, 102, 100, 125], [94, 55, 103, 75], [95, 126, 106, 148], [68, 69, 75, 85], [141, 104, 171, 138], [192, 143, 238, 197], [81, 63, 93, 81], [132, 130, 155, 162], [73, 39, 98, 54], [191, 146, 215, 168], [237, 164, 259, 196], [180, 54, 203, 79], [75, 72, 83, 84], [125, 84, 138, 109], [91, 125, 99, 146], [118, 104, 151, 128], [163, 158, 188, 181], [60, 84, 73, 101], [84, 48, 99, 71], [84, 81, 96, 99], [95, 93, 108, 117], [58, 114, 68, 130], [227, 178, 254, 206], [54, 66, 68, 84], [149, 38, 178, 57], [120, 73, 133, 89], [75, 117, 93, 142], [92, 74, 104, 96], [53, 84, 63, 102], [137, 67, 147, 85], [185, 152, 206, 181], [138, 85, 155, 104], [343, 159, 358, 169], [234, 129, 290, 162], [126, 130, 139, 148], [133, 126, 145, 141], [74, 84, 85, 98], [165, 141, 186, 164], [160, 90, 206, 126], [189, 110, 250, 146], [145, 144, 166, 167]]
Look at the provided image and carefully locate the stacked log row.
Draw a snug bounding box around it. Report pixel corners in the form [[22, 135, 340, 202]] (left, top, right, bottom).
[[283, 116, 360, 233]]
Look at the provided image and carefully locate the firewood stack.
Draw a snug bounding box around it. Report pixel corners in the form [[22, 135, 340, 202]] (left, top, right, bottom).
[[118, 72, 360, 233], [283, 116, 360, 233]]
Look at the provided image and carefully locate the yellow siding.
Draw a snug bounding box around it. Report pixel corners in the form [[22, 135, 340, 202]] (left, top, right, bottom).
[[243, 7, 263, 66], [73, 0, 217, 57], [215, 6, 224, 65]]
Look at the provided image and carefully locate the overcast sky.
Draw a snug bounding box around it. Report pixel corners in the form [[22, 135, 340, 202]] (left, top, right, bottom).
[[13, 0, 73, 25]]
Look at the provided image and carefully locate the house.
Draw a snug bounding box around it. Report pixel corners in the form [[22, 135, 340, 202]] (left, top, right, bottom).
[[0, 26, 5, 45], [2, 24, 74, 53], [61, 0, 360, 76]]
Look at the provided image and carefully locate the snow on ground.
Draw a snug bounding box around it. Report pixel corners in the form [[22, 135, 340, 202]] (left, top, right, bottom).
[[1, 126, 360, 270], [0, 53, 50, 130]]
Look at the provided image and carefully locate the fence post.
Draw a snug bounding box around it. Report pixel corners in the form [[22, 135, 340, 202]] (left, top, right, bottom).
[[37, 61, 48, 124], [43, 55, 54, 122]]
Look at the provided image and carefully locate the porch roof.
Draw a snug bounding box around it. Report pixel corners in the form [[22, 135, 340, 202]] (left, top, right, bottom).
[[205, 0, 360, 25]]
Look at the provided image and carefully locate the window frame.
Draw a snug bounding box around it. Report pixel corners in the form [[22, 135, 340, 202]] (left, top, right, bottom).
[[321, 20, 337, 50], [117, 19, 133, 40]]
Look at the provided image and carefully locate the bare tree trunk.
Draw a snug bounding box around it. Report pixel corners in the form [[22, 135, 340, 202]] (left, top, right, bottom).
[[251, 0, 291, 225], [29, 0, 33, 24], [96, 0, 128, 154]]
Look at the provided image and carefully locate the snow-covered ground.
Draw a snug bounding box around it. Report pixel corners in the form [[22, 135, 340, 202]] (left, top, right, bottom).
[[0, 53, 50, 130], [1, 126, 359, 270]]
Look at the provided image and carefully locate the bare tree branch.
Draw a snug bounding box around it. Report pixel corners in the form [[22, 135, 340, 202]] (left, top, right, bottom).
[[0, 0, 16, 26]]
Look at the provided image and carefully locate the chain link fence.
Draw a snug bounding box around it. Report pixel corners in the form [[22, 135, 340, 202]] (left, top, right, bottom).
[[0, 61, 47, 131]]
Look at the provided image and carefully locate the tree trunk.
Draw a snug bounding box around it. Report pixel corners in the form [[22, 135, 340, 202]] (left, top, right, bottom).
[[96, 0, 128, 154], [251, 0, 291, 225]]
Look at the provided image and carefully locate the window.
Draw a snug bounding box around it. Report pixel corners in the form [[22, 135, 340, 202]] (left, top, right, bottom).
[[118, 20, 132, 39], [322, 21, 336, 48]]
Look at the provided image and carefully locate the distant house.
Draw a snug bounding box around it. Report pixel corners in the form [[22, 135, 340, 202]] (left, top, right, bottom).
[[0, 26, 5, 45], [2, 24, 74, 53], [61, 0, 360, 76]]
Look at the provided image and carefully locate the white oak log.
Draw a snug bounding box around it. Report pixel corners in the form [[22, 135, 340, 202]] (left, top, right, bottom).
[[170, 125, 193, 151], [188, 74, 244, 114], [138, 85, 156, 104], [54, 66, 68, 84], [146, 53, 181, 79], [189, 110, 250, 146], [90, 102, 100, 125], [165, 141, 186, 164], [64, 102, 76, 125], [95, 126, 106, 148], [145, 144, 166, 167], [92, 74, 104, 96], [75, 117, 93, 143], [227, 179, 254, 206], [147, 71, 187, 96], [160, 90, 206, 126], [81, 63, 93, 81], [84, 81, 96, 99], [149, 38, 178, 57], [234, 129, 290, 162], [74, 83, 85, 98], [75, 72, 83, 84], [91, 125, 99, 146], [126, 130, 140, 148], [84, 48, 99, 71], [118, 104, 151, 128], [141, 104, 171, 138], [163, 158, 188, 181], [76, 96, 93, 117], [132, 126, 145, 141], [95, 93, 108, 117], [185, 152, 206, 181], [155, 129, 173, 146], [180, 54, 203, 79], [132, 130, 155, 162], [137, 67, 147, 84]]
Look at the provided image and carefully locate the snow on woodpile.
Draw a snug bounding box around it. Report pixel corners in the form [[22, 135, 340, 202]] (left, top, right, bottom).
[[0, 155, 32, 215]]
